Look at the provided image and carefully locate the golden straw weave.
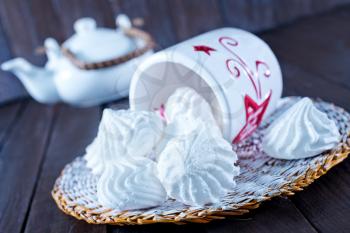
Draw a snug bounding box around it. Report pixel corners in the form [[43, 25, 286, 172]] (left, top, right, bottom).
[[52, 97, 350, 225]]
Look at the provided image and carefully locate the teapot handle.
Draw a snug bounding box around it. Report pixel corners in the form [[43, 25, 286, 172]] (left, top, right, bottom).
[[44, 38, 62, 63], [61, 27, 155, 70]]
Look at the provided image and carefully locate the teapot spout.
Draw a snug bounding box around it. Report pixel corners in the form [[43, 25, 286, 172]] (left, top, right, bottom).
[[1, 58, 60, 104]]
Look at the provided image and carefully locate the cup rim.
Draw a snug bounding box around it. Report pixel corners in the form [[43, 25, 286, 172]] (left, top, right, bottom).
[[129, 50, 232, 139]]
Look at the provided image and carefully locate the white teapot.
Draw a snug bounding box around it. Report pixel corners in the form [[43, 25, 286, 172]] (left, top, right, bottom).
[[1, 15, 154, 106]]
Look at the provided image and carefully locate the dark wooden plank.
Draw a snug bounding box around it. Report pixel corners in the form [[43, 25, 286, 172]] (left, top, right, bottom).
[[219, 0, 275, 31], [51, 0, 115, 37], [279, 61, 350, 109], [0, 102, 22, 144], [108, 221, 206, 233], [23, 105, 102, 233], [21, 1, 113, 232], [292, 161, 350, 233], [219, 0, 350, 32], [167, 0, 223, 41], [0, 19, 27, 103], [0, 0, 61, 103], [29, 0, 64, 42], [0, 0, 45, 104], [0, 101, 55, 233], [207, 198, 317, 233], [0, 0, 44, 65], [261, 6, 350, 89], [0, 1, 64, 232], [113, 0, 177, 49], [308, 0, 350, 15]]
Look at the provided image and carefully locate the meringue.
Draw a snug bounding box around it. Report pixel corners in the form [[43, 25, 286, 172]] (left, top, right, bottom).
[[157, 122, 240, 206], [164, 87, 219, 127], [84, 109, 164, 174], [155, 87, 222, 156], [154, 115, 222, 156], [97, 157, 167, 210], [262, 97, 340, 159]]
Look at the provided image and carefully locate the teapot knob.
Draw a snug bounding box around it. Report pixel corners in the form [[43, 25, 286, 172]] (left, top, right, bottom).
[[116, 14, 132, 30], [74, 18, 96, 34]]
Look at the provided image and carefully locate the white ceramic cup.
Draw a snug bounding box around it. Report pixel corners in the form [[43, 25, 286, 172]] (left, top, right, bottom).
[[129, 28, 282, 143]]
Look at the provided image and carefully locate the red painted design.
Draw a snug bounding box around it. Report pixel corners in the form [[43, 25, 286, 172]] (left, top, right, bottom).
[[219, 36, 273, 142], [256, 60, 271, 78], [255, 60, 271, 100], [232, 92, 272, 143], [219, 36, 271, 100], [193, 45, 216, 55], [154, 104, 166, 121], [159, 104, 165, 119], [191, 37, 273, 143], [226, 58, 259, 97]]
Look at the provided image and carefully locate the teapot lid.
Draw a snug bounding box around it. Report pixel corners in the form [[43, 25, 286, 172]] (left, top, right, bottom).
[[63, 16, 136, 63]]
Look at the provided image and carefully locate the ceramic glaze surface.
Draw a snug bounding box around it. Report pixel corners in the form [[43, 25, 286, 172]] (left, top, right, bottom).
[[130, 27, 282, 142], [64, 17, 136, 62]]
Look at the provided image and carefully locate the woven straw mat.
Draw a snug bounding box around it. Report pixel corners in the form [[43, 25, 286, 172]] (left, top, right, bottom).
[[52, 97, 350, 225]]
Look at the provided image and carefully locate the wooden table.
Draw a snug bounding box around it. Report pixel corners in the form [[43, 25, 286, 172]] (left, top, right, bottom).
[[0, 1, 350, 233]]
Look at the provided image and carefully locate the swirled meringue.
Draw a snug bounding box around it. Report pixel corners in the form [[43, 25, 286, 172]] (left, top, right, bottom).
[[263, 97, 340, 159], [157, 122, 239, 206], [154, 115, 222, 157], [164, 87, 219, 128], [155, 87, 222, 156], [97, 157, 167, 210], [84, 109, 164, 174]]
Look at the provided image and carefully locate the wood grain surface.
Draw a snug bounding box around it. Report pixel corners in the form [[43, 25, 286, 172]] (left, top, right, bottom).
[[0, 1, 349, 233]]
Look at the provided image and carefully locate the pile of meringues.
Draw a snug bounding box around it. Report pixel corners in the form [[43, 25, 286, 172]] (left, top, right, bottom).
[[84, 87, 340, 211]]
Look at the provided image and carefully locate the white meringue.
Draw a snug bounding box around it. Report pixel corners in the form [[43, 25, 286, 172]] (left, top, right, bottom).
[[97, 157, 167, 210], [164, 87, 219, 127], [157, 122, 240, 206], [154, 115, 222, 157], [155, 87, 222, 156], [263, 97, 340, 159], [84, 109, 164, 174]]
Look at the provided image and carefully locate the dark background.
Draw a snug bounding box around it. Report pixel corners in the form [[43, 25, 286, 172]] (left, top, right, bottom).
[[1, 0, 350, 104], [0, 1, 350, 233]]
